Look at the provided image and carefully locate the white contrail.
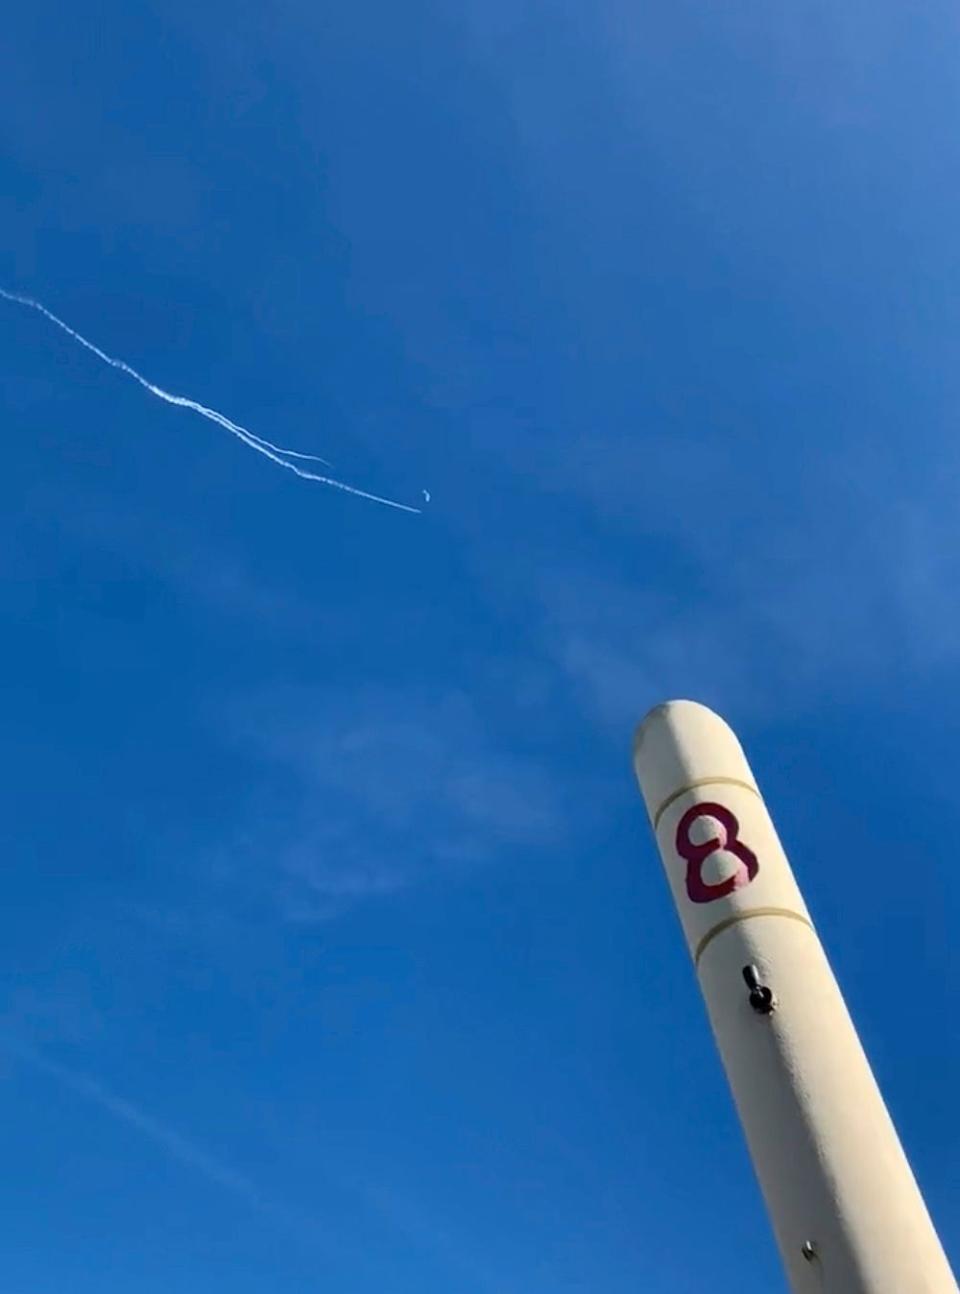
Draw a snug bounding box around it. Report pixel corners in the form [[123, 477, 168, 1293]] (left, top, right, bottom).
[[0, 289, 333, 472], [0, 1032, 347, 1253], [0, 1033, 268, 1204], [0, 286, 421, 514], [1, 1033, 502, 1287]]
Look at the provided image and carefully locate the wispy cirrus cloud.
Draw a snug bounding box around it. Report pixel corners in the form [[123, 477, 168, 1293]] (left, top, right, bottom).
[[526, 427, 960, 725], [222, 685, 566, 921]]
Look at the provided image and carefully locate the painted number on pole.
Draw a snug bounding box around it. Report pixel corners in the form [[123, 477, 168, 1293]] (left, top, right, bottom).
[[675, 802, 759, 904]]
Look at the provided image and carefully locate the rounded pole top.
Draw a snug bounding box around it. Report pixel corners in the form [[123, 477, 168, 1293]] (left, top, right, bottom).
[[632, 700, 758, 824]]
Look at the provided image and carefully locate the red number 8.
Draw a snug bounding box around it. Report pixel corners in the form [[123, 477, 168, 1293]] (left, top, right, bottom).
[[675, 802, 759, 904]]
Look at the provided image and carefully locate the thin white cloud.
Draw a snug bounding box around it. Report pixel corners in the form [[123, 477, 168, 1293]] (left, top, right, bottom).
[[526, 421, 960, 726], [223, 686, 566, 921]]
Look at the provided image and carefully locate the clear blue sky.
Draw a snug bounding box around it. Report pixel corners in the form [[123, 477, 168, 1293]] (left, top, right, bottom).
[[2, 2, 958, 1290]]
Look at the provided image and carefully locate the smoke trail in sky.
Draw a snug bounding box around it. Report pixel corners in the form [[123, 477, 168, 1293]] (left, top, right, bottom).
[[1, 287, 421, 514]]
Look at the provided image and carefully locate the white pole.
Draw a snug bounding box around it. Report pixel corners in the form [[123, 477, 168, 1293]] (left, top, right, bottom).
[[632, 700, 957, 1293]]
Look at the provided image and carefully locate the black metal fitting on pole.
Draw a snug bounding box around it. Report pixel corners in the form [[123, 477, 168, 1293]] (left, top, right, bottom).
[[742, 964, 776, 1014]]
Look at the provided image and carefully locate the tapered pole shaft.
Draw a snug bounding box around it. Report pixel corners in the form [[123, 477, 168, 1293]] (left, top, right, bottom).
[[633, 701, 956, 1293]]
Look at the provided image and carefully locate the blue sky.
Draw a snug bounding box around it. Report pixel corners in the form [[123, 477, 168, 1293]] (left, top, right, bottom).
[[1, 1, 959, 1289]]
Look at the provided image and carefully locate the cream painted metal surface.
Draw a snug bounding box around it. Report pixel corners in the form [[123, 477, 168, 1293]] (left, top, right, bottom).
[[633, 701, 957, 1293]]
